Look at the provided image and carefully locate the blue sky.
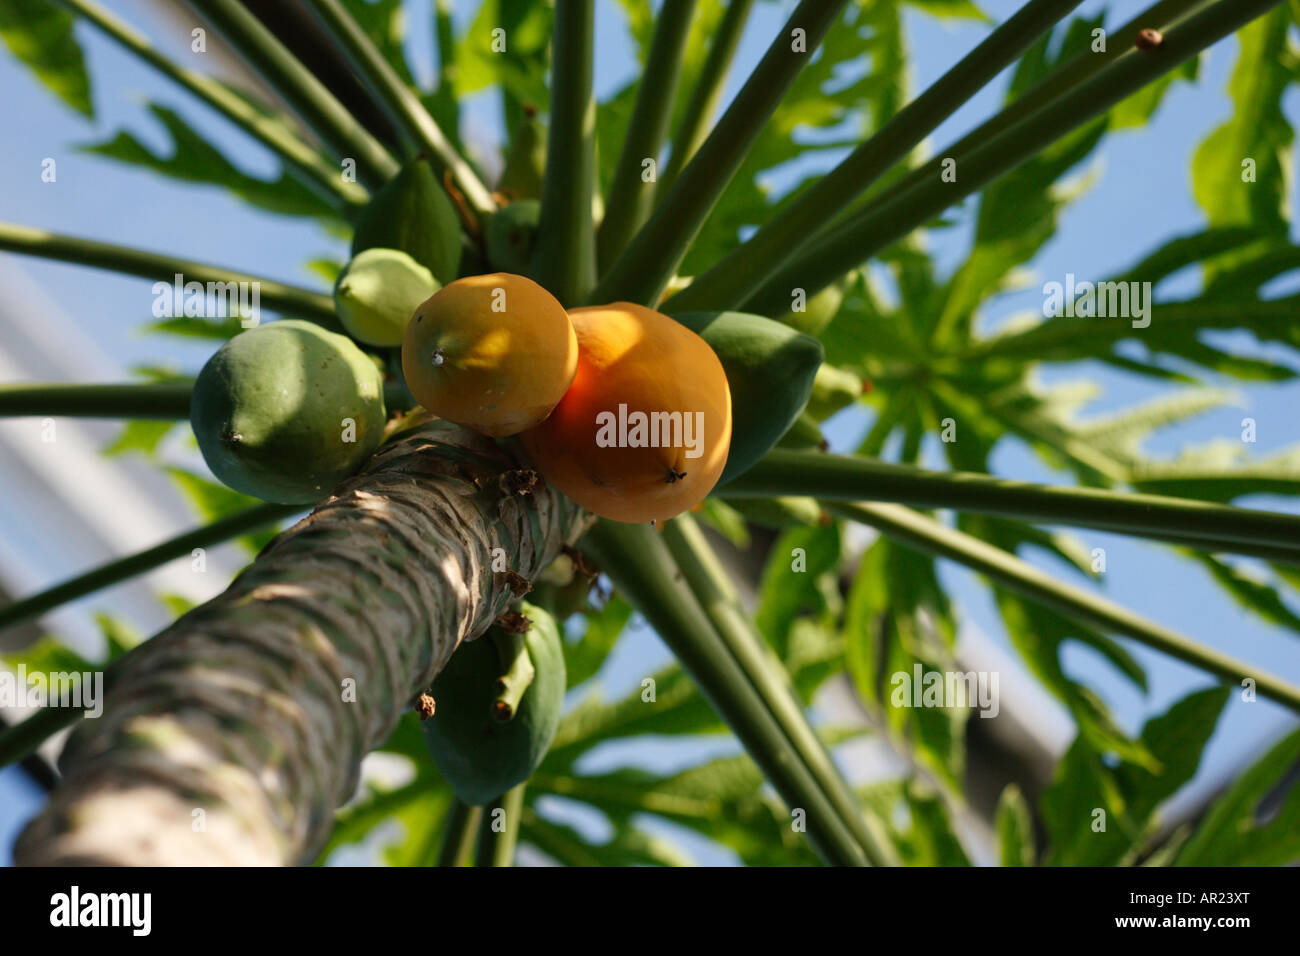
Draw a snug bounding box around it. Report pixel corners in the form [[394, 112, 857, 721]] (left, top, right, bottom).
[[1, 0, 1298, 865]]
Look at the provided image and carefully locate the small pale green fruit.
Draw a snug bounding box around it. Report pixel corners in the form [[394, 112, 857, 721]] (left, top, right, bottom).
[[334, 247, 439, 346]]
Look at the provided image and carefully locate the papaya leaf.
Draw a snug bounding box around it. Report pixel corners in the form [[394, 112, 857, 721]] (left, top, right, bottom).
[[594, 81, 639, 200], [1041, 687, 1229, 866], [164, 466, 280, 554], [532, 755, 814, 866], [1108, 49, 1198, 131], [995, 784, 1036, 866], [520, 808, 693, 866], [1105, 225, 1269, 291], [0, 0, 92, 117], [1175, 726, 1300, 866], [1190, 8, 1293, 282], [79, 102, 343, 222], [843, 535, 965, 789], [903, 780, 971, 865], [903, 0, 989, 21], [542, 666, 724, 768], [142, 316, 248, 340], [755, 522, 842, 661], [79, 102, 341, 222], [1072, 389, 1239, 464], [990, 584, 1154, 768], [1128, 440, 1300, 503], [0, 636, 96, 676], [456, 0, 551, 112], [680, 0, 908, 275], [566, 735, 868, 867], [102, 420, 177, 459], [856, 777, 970, 866], [1184, 552, 1300, 636], [691, 498, 751, 549]]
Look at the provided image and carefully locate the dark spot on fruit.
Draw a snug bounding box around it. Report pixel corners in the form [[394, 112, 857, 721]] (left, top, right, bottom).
[[665, 468, 687, 484]]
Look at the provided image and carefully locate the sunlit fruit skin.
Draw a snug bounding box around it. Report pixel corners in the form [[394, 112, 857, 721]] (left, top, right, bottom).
[[333, 247, 439, 346], [190, 319, 386, 505], [521, 302, 732, 523], [401, 273, 577, 437]]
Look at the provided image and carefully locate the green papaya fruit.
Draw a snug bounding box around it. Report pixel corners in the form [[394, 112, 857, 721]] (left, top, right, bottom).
[[484, 199, 541, 275], [421, 602, 566, 805], [776, 272, 853, 336], [805, 363, 864, 421], [334, 247, 439, 346], [497, 111, 546, 200], [776, 411, 827, 451], [670, 311, 823, 485], [726, 496, 825, 529], [352, 157, 462, 285], [191, 320, 387, 505]]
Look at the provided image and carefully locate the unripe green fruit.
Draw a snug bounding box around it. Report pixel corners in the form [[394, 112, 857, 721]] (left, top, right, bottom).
[[421, 602, 566, 805], [190, 320, 387, 505], [484, 200, 540, 275], [352, 157, 462, 285], [776, 411, 826, 451], [670, 310, 823, 485], [334, 248, 439, 346], [806, 364, 864, 421], [498, 114, 546, 200], [778, 273, 853, 336]]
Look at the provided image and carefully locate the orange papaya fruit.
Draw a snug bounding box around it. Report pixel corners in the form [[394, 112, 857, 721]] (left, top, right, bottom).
[[520, 302, 731, 523], [401, 273, 578, 437]]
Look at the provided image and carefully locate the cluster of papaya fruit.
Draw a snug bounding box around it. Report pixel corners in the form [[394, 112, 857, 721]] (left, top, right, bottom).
[[187, 110, 854, 804]]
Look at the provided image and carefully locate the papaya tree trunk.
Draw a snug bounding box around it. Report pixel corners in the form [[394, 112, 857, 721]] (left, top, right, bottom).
[[14, 423, 587, 865]]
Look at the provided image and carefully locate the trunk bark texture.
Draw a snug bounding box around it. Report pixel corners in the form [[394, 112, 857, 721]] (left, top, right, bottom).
[[15, 422, 587, 865]]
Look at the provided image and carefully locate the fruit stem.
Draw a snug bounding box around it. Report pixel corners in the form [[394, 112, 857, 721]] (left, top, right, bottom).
[[0, 502, 302, 636], [299, 0, 497, 216], [56, 0, 369, 212], [831, 501, 1300, 715], [0, 222, 342, 331], [662, 514, 900, 865], [728, 449, 1300, 563], [596, 0, 697, 271], [589, 0, 850, 308], [489, 630, 536, 723], [663, 0, 1088, 314], [473, 784, 526, 866], [582, 519, 874, 866], [739, 0, 1275, 318], [182, 0, 399, 188], [435, 800, 483, 866], [657, 0, 757, 199], [530, 0, 599, 306], [0, 382, 193, 419]]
